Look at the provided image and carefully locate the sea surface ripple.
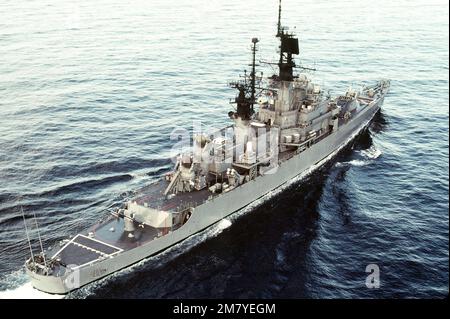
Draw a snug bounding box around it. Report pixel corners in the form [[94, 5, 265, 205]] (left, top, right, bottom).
[[0, 0, 448, 298]]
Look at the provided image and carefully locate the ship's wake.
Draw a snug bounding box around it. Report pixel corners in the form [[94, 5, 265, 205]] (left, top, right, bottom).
[[0, 271, 64, 299], [336, 145, 382, 168]]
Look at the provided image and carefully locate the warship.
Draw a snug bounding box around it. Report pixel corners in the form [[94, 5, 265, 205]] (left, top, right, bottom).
[[24, 1, 390, 294]]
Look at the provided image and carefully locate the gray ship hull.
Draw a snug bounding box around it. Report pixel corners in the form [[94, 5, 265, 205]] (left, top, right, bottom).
[[27, 95, 385, 294]]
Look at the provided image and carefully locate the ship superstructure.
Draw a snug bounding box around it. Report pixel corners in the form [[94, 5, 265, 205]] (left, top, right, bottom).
[[24, 0, 390, 294]]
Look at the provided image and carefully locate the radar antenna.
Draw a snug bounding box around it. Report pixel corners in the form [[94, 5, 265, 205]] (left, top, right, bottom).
[[276, 0, 299, 82], [277, 0, 282, 36]]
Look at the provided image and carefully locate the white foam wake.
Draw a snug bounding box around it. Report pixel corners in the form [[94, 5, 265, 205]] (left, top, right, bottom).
[[216, 218, 232, 230], [361, 145, 382, 159], [337, 145, 382, 168], [0, 281, 64, 299], [346, 159, 368, 167]]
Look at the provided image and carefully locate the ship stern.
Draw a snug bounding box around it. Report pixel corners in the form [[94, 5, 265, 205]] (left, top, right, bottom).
[[25, 258, 75, 295]]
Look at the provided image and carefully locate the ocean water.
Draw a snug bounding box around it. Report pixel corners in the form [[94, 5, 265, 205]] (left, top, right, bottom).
[[0, 0, 448, 298]]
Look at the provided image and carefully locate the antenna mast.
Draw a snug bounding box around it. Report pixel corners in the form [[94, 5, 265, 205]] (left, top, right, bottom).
[[33, 211, 47, 269], [250, 38, 259, 106], [275, 0, 299, 82], [277, 0, 282, 36], [229, 38, 260, 121], [21, 207, 35, 265]]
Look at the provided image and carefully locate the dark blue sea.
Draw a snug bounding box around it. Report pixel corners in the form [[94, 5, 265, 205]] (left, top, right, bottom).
[[0, 0, 448, 298]]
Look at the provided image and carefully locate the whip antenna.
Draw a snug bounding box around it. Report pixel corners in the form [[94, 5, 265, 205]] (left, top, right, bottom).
[[21, 207, 35, 266], [33, 211, 47, 269]]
